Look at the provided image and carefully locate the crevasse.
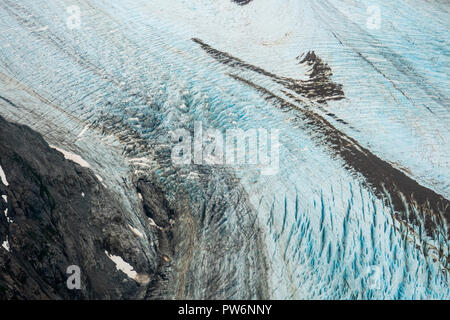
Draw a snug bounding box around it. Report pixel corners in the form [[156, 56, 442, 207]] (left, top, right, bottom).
[[0, 0, 448, 299]]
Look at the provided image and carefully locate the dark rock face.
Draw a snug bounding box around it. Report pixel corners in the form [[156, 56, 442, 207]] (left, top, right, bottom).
[[0, 115, 161, 299], [0, 115, 269, 300]]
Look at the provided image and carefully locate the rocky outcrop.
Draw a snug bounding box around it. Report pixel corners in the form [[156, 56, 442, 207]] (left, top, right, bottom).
[[0, 113, 270, 300], [0, 115, 162, 299]]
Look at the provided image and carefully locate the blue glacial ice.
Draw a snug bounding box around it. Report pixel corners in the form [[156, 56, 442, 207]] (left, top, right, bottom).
[[0, 0, 448, 299]]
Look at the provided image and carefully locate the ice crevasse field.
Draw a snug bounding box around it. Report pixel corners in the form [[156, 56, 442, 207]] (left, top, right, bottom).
[[0, 0, 449, 299]]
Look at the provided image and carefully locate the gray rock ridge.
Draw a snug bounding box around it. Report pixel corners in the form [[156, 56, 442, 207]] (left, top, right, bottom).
[[0, 115, 159, 299]]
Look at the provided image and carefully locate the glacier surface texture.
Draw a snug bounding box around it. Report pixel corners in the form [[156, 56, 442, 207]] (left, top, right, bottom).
[[0, 0, 449, 299]]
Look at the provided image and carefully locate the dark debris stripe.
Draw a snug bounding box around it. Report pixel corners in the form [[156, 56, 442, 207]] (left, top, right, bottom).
[[192, 39, 449, 241], [192, 38, 344, 104], [232, 0, 253, 6], [192, 38, 450, 268], [229, 73, 449, 248]]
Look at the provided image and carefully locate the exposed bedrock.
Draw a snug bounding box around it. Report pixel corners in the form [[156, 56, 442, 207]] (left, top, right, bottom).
[[0, 115, 160, 299], [0, 115, 269, 299]]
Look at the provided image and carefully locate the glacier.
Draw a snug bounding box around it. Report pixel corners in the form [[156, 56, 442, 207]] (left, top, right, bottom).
[[0, 0, 448, 299]]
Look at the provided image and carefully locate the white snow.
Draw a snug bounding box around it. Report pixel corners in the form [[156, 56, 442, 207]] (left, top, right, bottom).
[[50, 145, 91, 168], [148, 218, 162, 230], [77, 125, 89, 138], [81, 192, 85, 197], [1, 195, 7, 203], [129, 225, 144, 238], [0, 165, 9, 186], [2, 237, 10, 252], [3, 208, 13, 224], [105, 250, 137, 280]]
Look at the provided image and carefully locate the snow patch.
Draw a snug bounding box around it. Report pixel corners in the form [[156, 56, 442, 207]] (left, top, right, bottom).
[[2, 195, 7, 203], [105, 250, 149, 285], [77, 125, 89, 138], [105, 250, 137, 280], [129, 225, 144, 238], [148, 218, 163, 230], [2, 237, 10, 252], [50, 145, 91, 168], [3, 208, 12, 223], [0, 165, 9, 186]]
